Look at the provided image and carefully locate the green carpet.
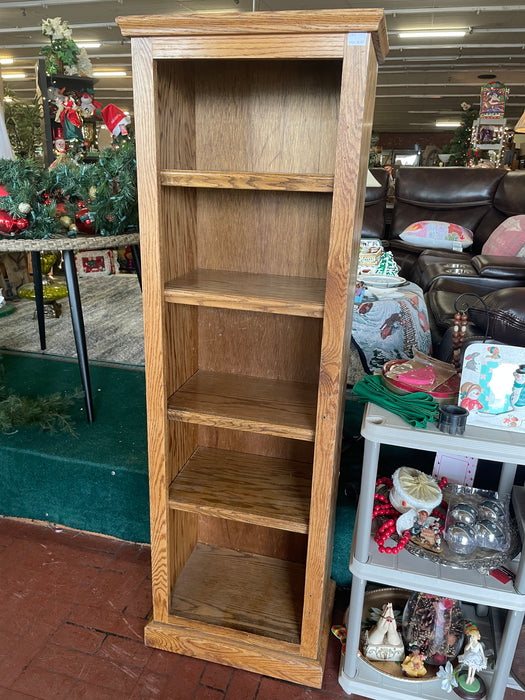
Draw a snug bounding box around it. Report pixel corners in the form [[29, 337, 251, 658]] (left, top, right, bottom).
[[0, 353, 436, 587], [0, 352, 150, 543]]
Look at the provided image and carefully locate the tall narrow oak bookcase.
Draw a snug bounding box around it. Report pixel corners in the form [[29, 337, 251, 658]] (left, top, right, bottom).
[[118, 10, 387, 687]]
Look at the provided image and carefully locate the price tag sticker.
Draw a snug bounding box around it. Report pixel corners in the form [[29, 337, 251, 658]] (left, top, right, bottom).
[[347, 33, 367, 46]]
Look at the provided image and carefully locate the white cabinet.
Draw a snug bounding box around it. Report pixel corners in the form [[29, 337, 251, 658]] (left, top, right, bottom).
[[339, 403, 525, 700]]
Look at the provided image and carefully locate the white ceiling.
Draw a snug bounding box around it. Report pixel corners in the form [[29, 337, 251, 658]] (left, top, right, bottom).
[[1, 0, 524, 135]]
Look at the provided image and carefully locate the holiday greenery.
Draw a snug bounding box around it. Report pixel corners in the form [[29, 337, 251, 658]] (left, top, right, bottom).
[[0, 140, 138, 239], [0, 356, 81, 434], [39, 17, 92, 77], [3, 89, 44, 160], [448, 103, 478, 166]]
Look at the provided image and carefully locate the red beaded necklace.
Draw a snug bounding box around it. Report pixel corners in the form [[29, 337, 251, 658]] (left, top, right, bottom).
[[372, 475, 448, 554]]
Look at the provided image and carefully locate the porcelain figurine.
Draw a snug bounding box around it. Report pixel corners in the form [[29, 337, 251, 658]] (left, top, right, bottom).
[[363, 602, 405, 662]]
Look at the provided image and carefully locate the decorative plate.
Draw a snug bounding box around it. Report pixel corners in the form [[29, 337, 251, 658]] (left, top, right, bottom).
[[362, 275, 407, 288]]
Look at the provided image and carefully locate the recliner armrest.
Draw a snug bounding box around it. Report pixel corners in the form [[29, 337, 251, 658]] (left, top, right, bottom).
[[471, 255, 525, 279]]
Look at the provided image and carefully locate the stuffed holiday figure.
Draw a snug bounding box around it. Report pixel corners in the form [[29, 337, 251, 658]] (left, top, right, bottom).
[[101, 104, 130, 138], [55, 94, 83, 141], [80, 90, 102, 118]]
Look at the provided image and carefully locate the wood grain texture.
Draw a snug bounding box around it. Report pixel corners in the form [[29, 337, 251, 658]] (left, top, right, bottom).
[[198, 517, 307, 564], [152, 34, 345, 60], [169, 447, 311, 532], [300, 36, 379, 660], [144, 619, 325, 687], [126, 9, 382, 683], [167, 370, 318, 441], [169, 543, 304, 643], [160, 169, 334, 191], [164, 269, 326, 317], [117, 9, 389, 62], [197, 308, 322, 384], [131, 36, 172, 623]]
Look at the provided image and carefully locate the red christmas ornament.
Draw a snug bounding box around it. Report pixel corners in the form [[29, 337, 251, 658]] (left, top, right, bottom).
[[0, 210, 23, 236], [75, 207, 95, 234]]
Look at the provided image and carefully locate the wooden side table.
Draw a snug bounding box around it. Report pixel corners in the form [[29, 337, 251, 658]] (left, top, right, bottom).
[[0, 232, 141, 422]]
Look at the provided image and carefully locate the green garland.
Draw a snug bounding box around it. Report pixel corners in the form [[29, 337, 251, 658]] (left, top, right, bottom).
[[0, 140, 138, 239], [0, 358, 82, 435]]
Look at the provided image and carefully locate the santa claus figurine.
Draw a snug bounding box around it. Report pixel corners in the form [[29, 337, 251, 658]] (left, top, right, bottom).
[[101, 104, 130, 138]]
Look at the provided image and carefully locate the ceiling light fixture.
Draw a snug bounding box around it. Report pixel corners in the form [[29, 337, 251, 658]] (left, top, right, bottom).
[[2, 72, 26, 79], [398, 30, 467, 39], [0, 58, 14, 65], [93, 70, 127, 77], [77, 42, 102, 49], [436, 120, 461, 127]]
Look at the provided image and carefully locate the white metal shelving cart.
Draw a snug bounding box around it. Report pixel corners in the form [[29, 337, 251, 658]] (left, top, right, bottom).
[[338, 403, 525, 700]]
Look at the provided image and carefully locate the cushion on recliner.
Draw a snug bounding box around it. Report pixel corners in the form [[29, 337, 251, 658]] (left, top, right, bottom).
[[400, 220, 473, 250], [468, 287, 525, 346], [481, 215, 525, 256]]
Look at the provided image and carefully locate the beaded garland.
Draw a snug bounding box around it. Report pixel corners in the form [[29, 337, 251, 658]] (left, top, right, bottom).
[[372, 475, 448, 554]]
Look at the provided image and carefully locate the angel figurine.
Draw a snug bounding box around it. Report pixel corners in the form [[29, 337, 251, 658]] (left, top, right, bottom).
[[458, 623, 487, 686]]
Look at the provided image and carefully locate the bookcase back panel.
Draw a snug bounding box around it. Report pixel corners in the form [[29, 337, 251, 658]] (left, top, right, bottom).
[[195, 190, 331, 277], [198, 308, 322, 383], [198, 427, 314, 463], [198, 517, 308, 564], [193, 60, 341, 174]]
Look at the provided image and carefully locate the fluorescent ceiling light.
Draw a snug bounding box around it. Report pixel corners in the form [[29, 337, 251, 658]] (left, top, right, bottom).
[[2, 72, 26, 79], [77, 42, 102, 49], [399, 30, 467, 38], [93, 70, 127, 77], [0, 58, 14, 65], [4, 96, 13, 102], [436, 121, 461, 127]]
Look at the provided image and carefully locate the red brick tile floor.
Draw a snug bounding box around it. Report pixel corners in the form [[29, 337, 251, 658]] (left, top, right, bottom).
[[0, 518, 523, 700]]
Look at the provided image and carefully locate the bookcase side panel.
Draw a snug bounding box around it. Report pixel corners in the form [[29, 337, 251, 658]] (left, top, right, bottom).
[[301, 36, 379, 659]]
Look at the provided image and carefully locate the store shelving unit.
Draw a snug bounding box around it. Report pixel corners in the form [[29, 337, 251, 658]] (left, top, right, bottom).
[[339, 403, 525, 700], [117, 9, 387, 687]]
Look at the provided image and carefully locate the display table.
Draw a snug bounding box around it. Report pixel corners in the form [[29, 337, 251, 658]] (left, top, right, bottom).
[[338, 403, 525, 700], [351, 281, 432, 375], [0, 233, 141, 422]]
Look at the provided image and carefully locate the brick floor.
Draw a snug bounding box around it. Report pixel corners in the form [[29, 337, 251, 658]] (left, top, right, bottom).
[[0, 517, 523, 700]]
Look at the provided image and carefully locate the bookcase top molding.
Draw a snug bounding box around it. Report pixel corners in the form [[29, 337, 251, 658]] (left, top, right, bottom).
[[116, 9, 388, 63]]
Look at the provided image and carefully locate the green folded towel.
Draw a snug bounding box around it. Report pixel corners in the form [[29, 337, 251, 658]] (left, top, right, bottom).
[[352, 374, 439, 428]]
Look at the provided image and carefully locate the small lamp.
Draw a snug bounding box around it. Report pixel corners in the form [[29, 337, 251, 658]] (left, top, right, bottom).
[[514, 110, 525, 133]]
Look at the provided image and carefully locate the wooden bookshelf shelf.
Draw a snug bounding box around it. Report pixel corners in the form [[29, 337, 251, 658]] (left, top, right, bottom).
[[167, 370, 318, 441], [169, 542, 305, 643], [160, 169, 335, 192], [164, 269, 326, 317], [169, 446, 312, 532]]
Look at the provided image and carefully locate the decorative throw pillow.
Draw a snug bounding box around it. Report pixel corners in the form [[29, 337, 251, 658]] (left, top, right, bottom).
[[481, 215, 525, 257], [399, 221, 474, 250]]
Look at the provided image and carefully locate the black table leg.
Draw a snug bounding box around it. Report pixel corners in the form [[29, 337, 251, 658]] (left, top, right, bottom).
[[62, 250, 94, 423], [31, 251, 46, 350], [130, 243, 142, 290]]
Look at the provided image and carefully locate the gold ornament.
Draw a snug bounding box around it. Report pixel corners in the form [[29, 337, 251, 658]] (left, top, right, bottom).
[[60, 215, 73, 228], [18, 202, 31, 214], [89, 186, 97, 200]]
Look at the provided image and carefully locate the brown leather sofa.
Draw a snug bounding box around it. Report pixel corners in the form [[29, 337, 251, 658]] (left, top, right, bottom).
[[387, 167, 525, 293]]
